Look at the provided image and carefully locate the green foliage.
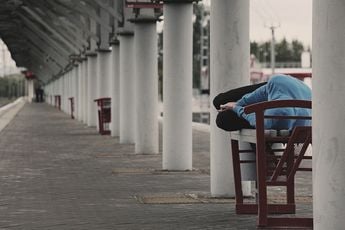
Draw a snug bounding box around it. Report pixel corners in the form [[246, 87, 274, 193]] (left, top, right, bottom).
[[276, 38, 292, 62], [251, 38, 305, 63], [291, 39, 305, 62], [193, 3, 204, 89], [0, 75, 25, 99], [157, 2, 205, 96]]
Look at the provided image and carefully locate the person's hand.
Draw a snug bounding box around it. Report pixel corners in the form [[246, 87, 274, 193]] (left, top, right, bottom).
[[218, 102, 237, 112]]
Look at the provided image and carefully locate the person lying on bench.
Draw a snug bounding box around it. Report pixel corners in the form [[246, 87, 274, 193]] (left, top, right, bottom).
[[213, 74, 311, 131]]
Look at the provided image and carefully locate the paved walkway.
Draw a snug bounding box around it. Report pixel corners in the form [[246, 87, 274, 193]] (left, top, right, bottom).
[[0, 103, 312, 229]]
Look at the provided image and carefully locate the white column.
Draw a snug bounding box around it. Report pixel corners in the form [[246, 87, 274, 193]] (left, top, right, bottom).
[[66, 71, 71, 113], [110, 41, 120, 137], [73, 66, 78, 117], [313, 1, 345, 229], [133, 21, 159, 154], [66, 70, 71, 114], [79, 61, 84, 121], [119, 33, 135, 143], [96, 50, 111, 98], [62, 73, 67, 112], [163, 2, 193, 170], [27, 79, 34, 103], [82, 59, 88, 124], [95, 50, 111, 131], [59, 76, 63, 109], [77, 63, 83, 120], [67, 70, 71, 115], [86, 53, 98, 127], [57, 78, 61, 107], [210, 0, 250, 197], [67, 70, 71, 114], [51, 81, 54, 105], [59, 77, 63, 109]]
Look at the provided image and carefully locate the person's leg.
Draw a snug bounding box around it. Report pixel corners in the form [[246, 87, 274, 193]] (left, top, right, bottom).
[[216, 110, 253, 131], [213, 82, 266, 131], [213, 82, 267, 110]]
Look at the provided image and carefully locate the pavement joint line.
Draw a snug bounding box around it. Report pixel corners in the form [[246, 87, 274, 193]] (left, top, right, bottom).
[[95, 153, 161, 158], [134, 193, 312, 205], [111, 167, 210, 175], [133, 193, 236, 204]]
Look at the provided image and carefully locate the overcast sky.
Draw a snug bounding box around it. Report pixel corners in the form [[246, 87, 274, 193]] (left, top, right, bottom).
[[201, 0, 312, 47], [249, 0, 312, 47]]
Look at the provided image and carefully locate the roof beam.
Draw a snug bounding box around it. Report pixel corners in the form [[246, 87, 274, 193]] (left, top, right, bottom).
[[45, 0, 99, 44], [20, 6, 80, 53], [26, 0, 89, 48], [23, 28, 69, 67], [18, 13, 72, 57]]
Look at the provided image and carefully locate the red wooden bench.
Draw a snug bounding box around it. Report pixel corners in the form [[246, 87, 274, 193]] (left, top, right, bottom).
[[230, 100, 312, 228], [68, 97, 74, 119], [94, 97, 111, 135]]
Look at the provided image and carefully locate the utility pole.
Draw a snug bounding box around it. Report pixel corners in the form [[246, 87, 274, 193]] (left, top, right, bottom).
[[266, 24, 279, 75]]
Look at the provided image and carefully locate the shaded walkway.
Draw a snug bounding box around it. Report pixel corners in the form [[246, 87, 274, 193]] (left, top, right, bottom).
[[0, 103, 311, 229]]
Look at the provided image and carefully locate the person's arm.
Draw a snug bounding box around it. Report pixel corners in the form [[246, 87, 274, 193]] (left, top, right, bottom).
[[236, 84, 268, 107], [232, 85, 269, 127]]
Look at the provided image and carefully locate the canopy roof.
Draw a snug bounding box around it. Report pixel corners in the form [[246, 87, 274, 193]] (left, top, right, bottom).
[[0, 0, 130, 83]]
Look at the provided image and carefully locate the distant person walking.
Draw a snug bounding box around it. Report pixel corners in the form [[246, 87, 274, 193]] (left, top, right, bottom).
[[35, 87, 44, 103]]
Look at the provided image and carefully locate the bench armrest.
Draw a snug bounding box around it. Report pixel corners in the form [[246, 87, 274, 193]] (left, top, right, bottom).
[[244, 100, 312, 115]]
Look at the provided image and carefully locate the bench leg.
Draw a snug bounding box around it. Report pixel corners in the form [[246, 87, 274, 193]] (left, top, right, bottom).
[[256, 135, 268, 227], [231, 140, 244, 211]]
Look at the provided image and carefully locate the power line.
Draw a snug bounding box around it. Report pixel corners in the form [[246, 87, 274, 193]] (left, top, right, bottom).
[[256, 0, 275, 24], [252, 0, 270, 25], [265, 0, 281, 24]]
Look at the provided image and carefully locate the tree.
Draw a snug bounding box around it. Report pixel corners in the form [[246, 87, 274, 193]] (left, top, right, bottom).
[[275, 38, 292, 62], [291, 39, 305, 62], [250, 41, 259, 59], [251, 38, 306, 63], [157, 2, 205, 95], [192, 3, 204, 89]]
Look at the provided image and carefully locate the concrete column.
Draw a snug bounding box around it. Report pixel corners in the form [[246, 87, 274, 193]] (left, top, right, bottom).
[[66, 71, 71, 114], [62, 73, 67, 112], [59, 77, 63, 109], [110, 41, 120, 137], [80, 61, 85, 122], [66, 70, 72, 115], [119, 33, 135, 143], [86, 53, 98, 127], [95, 50, 111, 131], [82, 59, 88, 124], [77, 63, 83, 120], [66, 72, 71, 113], [50, 82, 53, 105], [313, 1, 345, 229], [96, 50, 112, 99], [65, 70, 73, 114], [27, 79, 34, 103], [57, 78, 61, 107], [73, 66, 78, 117], [79, 61, 84, 121], [163, 2, 193, 170], [133, 20, 159, 154], [57, 77, 65, 110], [210, 0, 250, 197]]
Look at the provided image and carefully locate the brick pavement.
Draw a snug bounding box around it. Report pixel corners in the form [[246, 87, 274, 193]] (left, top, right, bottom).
[[0, 103, 312, 230]]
